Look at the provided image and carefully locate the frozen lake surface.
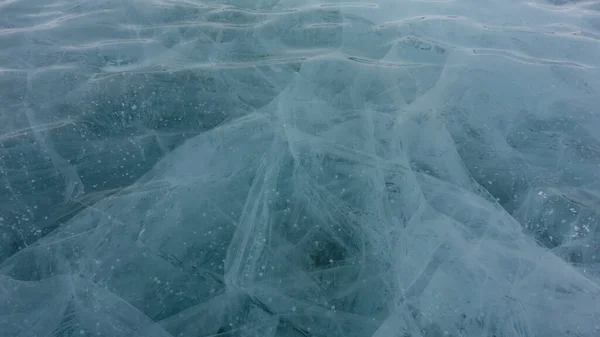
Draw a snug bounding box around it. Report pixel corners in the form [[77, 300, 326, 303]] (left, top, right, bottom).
[[1, 0, 600, 336]]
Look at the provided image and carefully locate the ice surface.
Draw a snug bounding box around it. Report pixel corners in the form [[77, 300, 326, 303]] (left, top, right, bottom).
[[1, 0, 600, 336]]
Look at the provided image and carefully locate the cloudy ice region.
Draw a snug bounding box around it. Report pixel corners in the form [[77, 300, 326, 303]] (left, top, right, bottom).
[[1, 0, 600, 336]]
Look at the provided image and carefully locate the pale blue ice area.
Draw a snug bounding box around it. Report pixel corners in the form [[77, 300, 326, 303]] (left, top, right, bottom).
[[1, 0, 600, 336]]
